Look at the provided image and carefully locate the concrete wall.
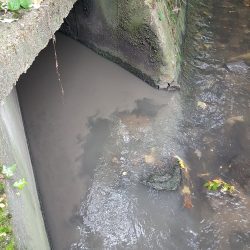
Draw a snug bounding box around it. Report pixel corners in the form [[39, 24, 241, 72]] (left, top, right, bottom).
[[61, 0, 187, 88], [0, 2, 79, 247], [0, 89, 50, 250]]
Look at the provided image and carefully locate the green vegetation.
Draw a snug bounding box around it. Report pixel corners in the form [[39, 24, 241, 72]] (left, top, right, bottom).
[[2, 165, 16, 179], [204, 178, 235, 193], [157, 10, 165, 21], [0, 165, 15, 250], [0, 0, 41, 22], [0, 0, 32, 11], [13, 178, 27, 190], [0, 163, 28, 249], [155, 0, 185, 24]]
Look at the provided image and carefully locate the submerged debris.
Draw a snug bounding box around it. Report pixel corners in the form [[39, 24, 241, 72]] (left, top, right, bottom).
[[225, 61, 249, 74], [144, 155, 155, 165], [226, 115, 244, 125], [122, 171, 127, 176], [181, 185, 192, 209], [174, 155, 193, 208], [243, 0, 250, 7], [174, 155, 187, 170], [198, 172, 210, 177], [229, 52, 250, 62], [197, 101, 207, 110], [194, 149, 202, 159], [144, 148, 157, 165]]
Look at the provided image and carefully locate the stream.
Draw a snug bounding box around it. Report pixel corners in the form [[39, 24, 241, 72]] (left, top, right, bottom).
[[17, 0, 250, 249]]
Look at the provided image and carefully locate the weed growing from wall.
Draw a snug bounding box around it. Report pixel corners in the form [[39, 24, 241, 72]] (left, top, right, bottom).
[[0, 0, 43, 22]]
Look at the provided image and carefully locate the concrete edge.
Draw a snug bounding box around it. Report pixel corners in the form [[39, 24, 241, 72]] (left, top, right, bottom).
[[0, 0, 77, 103], [0, 89, 50, 249]]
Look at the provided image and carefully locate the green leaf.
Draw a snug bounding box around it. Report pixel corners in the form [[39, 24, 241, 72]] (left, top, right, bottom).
[[6, 239, 15, 250], [20, 0, 31, 9], [204, 179, 235, 193], [158, 11, 165, 21], [8, 0, 21, 11], [13, 178, 27, 190], [2, 164, 16, 178], [0, 226, 11, 234], [211, 183, 219, 190]]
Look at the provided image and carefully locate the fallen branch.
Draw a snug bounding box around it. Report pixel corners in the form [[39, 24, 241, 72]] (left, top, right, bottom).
[[174, 155, 193, 208]]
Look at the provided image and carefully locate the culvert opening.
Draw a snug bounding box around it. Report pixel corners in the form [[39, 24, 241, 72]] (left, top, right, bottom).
[[13, 0, 250, 249]]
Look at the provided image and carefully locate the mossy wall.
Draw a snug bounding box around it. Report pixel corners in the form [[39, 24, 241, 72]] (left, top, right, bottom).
[[61, 0, 187, 88]]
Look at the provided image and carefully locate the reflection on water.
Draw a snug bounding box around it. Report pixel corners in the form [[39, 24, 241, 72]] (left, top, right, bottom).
[[17, 0, 250, 249]]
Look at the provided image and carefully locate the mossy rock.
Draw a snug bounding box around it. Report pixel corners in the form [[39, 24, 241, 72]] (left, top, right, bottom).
[[141, 159, 181, 191]]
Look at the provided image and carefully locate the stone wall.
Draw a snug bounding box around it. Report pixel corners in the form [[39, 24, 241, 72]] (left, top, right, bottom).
[[61, 0, 187, 88]]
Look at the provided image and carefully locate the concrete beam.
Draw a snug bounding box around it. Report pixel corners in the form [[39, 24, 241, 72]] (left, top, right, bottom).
[[0, 0, 77, 103]]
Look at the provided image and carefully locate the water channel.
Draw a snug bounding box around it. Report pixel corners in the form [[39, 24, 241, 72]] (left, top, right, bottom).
[[17, 0, 250, 249]]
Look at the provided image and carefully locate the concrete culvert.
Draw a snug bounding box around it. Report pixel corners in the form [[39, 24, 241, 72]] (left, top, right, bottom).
[[0, 0, 187, 249]]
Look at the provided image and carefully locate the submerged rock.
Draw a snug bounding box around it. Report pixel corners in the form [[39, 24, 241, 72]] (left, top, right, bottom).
[[142, 159, 181, 191], [225, 60, 249, 74]]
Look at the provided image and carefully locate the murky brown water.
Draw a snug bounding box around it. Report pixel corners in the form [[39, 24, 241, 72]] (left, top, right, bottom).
[[17, 0, 250, 249]]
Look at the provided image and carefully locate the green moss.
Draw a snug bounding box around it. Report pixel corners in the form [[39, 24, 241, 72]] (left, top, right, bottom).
[[116, 1, 163, 68], [98, 0, 117, 28]]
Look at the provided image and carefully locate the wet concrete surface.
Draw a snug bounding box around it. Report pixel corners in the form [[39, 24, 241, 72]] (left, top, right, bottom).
[[17, 0, 250, 249]]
